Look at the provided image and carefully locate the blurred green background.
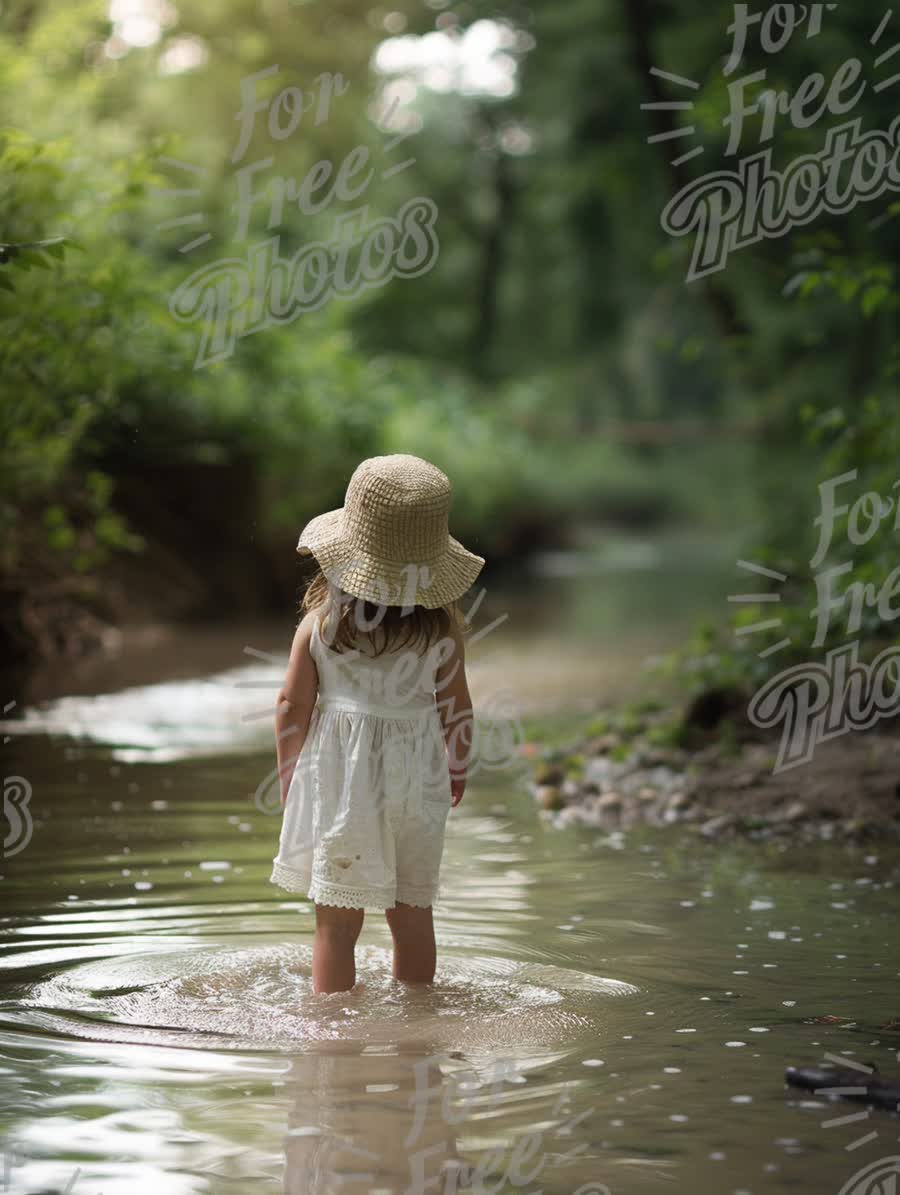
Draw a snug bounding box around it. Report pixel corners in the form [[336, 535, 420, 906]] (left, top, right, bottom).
[[1, 0, 898, 683]]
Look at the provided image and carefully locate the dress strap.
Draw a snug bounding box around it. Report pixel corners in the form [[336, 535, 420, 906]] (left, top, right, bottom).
[[309, 614, 327, 658]]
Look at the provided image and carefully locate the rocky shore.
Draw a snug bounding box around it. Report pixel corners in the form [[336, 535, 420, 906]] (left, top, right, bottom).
[[528, 704, 900, 842]]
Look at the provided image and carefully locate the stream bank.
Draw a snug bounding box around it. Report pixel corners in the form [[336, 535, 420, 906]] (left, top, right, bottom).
[[528, 698, 900, 842]]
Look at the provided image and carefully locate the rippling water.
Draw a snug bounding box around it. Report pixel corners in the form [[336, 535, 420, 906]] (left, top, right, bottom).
[[2, 550, 900, 1194]]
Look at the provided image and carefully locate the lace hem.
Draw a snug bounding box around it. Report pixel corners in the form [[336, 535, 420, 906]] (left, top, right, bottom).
[[270, 859, 312, 894], [308, 877, 396, 910], [270, 862, 441, 909]]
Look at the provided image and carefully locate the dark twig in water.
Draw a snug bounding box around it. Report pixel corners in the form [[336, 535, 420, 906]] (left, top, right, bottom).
[[786, 1064, 900, 1113]]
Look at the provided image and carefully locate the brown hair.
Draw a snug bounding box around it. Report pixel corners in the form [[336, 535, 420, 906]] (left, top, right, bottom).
[[299, 564, 468, 656]]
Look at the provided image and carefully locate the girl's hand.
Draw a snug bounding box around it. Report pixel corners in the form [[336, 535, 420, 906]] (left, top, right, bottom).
[[450, 774, 466, 807]]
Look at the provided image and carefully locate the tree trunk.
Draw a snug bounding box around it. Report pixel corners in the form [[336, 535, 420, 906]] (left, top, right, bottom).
[[624, 0, 746, 341]]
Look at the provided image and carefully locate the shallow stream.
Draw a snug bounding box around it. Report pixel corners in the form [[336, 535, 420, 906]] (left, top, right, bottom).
[[2, 539, 898, 1195]]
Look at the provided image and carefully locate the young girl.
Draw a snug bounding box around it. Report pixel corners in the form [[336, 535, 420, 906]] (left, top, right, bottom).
[[269, 454, 485, 994]]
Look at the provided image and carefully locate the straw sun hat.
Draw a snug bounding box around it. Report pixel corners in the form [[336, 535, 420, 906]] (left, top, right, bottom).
[[296, 454, 485, 609]]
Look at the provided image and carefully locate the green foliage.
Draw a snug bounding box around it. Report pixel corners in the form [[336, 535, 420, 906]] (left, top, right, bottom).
[[2, 0, 899, 671], [662, 226, 899, 696], [644, 720, 690, 750], [0, 117, 187, 578], [2, 0, 721, 609]]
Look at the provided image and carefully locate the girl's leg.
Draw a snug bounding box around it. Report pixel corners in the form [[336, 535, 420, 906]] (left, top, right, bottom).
[[384, 902, 436, 984], [313, 903, 364, 993]]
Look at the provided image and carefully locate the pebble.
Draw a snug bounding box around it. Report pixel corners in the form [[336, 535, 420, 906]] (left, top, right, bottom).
[[535, 784, 563, 811]]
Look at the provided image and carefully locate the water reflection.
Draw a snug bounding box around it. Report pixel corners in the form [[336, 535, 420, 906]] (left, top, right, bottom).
[[281, 1043, 602, 1195]]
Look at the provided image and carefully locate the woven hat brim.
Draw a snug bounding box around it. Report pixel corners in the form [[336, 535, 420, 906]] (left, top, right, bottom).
[[297, 510, 484, 608]]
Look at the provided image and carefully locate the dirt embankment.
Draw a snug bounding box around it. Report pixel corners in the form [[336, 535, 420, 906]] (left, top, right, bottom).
[[528, 696, 900, 841], [2, 456, 294, 673]]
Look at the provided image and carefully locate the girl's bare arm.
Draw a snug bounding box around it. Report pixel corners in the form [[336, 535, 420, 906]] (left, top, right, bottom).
[[435, 617, 473, 808], [274, 612, 319, 806]]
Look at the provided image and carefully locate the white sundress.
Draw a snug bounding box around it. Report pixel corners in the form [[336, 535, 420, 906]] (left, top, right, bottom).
[[270, 615, 454, 910]]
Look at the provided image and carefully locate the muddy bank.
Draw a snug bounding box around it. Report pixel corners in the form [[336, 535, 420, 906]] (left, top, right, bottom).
[[528, 701, 900, 841], [1, 456, 289, 669]]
